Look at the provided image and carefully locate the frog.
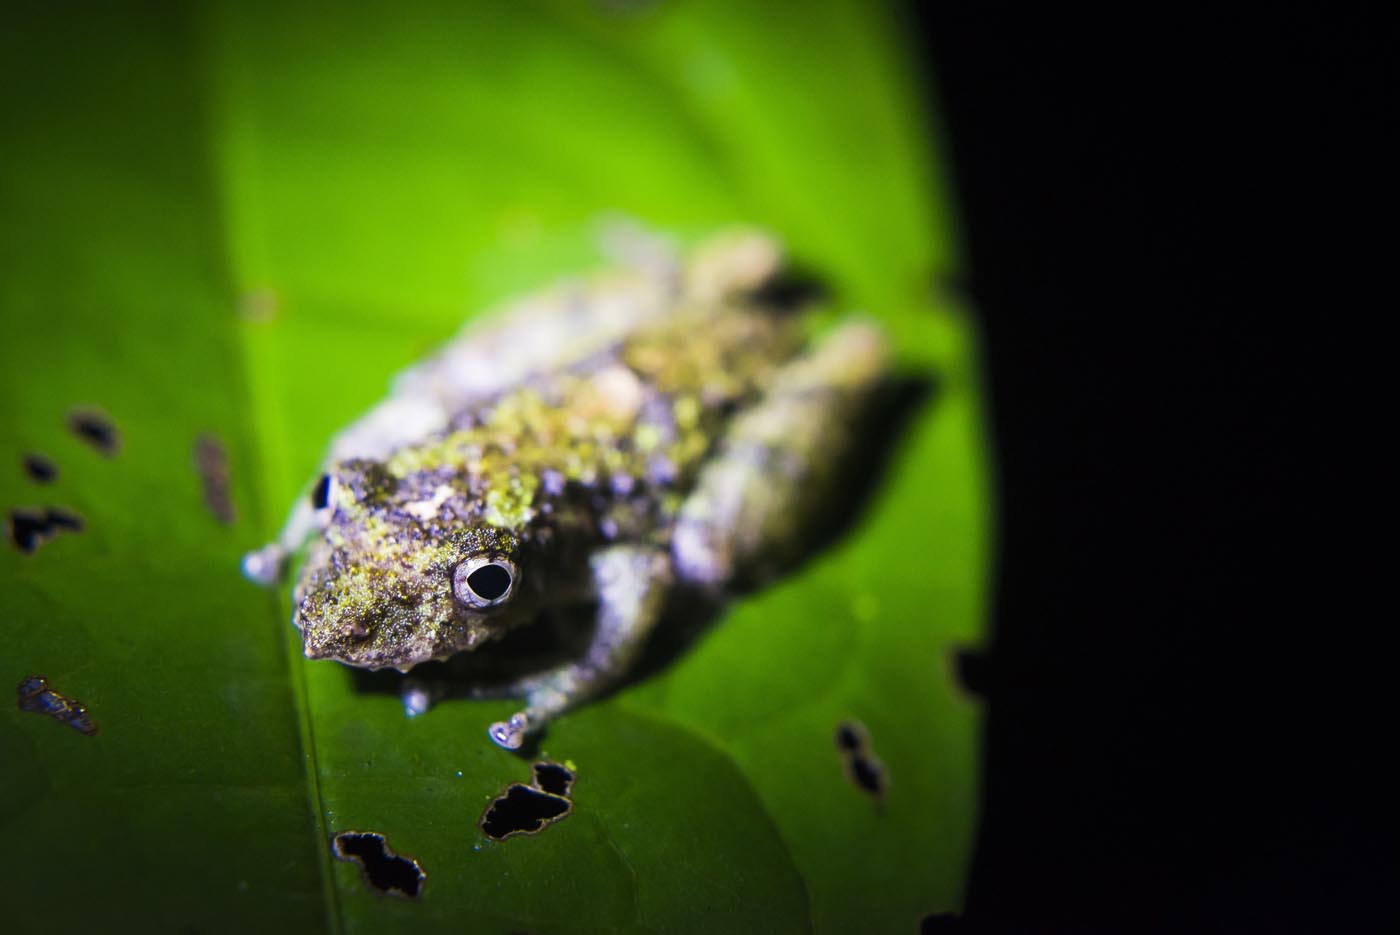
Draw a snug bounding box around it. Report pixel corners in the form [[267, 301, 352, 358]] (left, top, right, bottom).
[[243, 227, 890, 750]]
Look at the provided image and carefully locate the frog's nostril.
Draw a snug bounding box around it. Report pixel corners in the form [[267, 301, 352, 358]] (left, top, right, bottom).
[[340, 619, 371, 641]]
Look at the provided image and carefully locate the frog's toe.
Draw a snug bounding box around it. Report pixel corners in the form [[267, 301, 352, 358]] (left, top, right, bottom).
[[488, 712, 531, 750]]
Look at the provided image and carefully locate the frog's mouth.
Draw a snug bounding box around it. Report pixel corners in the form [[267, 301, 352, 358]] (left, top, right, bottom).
[[296, 600, 492, 672]]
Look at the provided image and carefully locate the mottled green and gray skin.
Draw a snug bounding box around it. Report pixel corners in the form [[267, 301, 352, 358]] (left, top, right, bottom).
[[244, 229, 889, 749]]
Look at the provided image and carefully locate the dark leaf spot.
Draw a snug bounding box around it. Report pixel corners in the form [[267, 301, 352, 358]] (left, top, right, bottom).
[[22, 453, 58, 484], [45, 507, 83, 531], [9, 511, 46, 552], [849, 754, 885, 797], [9, 506, 46, 551], [331, 831, 424, 899], [310, 473, 331, 510], [835, 722, 863, 751], [193, 433, 236, 525], [67, 408, 120, 456], [18, 675, 96, 736], [836, 718, 886, 800], [9, 507, 85, 554], [480, 784, 572, 840], [531, 761, 575, 796]]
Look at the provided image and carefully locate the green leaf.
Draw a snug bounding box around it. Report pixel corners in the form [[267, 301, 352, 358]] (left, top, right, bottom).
[[2, 1, 987, 932]]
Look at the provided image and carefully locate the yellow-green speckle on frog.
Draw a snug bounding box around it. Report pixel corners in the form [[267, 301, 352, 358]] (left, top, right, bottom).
[[243, 228, 889, 749]]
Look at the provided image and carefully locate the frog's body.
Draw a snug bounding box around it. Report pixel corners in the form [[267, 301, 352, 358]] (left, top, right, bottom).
[[244, 229, 888, 749]]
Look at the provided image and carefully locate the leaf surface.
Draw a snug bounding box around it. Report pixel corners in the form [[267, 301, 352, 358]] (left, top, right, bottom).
[[2, 1, 986, 932]]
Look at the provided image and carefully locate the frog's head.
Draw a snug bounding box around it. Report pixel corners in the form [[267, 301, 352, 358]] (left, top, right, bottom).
[[291, 460, 539, 671]]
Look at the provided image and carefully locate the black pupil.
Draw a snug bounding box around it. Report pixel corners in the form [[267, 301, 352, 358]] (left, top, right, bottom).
[[467, 564, 512, 602], [310, 474, 331, 509]]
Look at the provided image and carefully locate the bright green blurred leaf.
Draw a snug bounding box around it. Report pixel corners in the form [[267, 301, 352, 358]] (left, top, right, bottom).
[[2, 1, 987, 932]]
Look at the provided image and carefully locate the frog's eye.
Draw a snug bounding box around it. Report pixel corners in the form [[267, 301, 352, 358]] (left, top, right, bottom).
[[310, 474, 334, 510], [454, 555, 517, 609]]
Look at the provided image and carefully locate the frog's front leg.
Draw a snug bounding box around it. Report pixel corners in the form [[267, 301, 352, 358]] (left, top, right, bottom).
[[242, 497, 319, 586], [488, 545, 672, 750]]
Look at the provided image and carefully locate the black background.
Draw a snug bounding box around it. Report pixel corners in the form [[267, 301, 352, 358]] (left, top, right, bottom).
[[916, 4, 1388, 933]]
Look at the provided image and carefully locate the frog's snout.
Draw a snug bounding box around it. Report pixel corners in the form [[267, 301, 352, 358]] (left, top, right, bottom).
[[295, 593, 461, 671], [296, 603, 373, 660]]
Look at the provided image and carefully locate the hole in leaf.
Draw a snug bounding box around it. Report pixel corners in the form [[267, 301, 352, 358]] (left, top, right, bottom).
[[480, 784, 572, 840], [481, 760, 577, 840], [10, 510, 49, 552], [835, 719, 886, 801], [532, 761, 575, 796], [193, 433, 236, 525], [8, 507, 85, 553], [45, 507, 83, 532], [951, 646, 990, 698], [67, 408, 120, 456], [849, 753, 885, 797], [18, 675, 96, 736], [331, 831, 425, 899], [22, 453, 58, 484]]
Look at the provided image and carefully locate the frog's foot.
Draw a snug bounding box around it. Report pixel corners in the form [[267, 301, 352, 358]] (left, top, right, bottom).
[[400, 677, 447, 718], [242, 496, 325, 587], [682, 228, 783, 304], [487, 683, 571, 750], [485, 546, 671, 751], [241, 543, 287, 587], [488, 711, 533, 751]]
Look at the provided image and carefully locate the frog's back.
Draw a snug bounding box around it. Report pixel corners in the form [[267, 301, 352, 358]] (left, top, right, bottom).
[[381, 297, 805, 531], [326, 229, 786, 465], [346, 231, 804, 549], [615, 300, 804, 465]]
